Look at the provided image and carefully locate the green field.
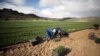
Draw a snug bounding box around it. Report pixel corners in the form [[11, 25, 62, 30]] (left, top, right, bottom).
[[0, 20, 98, 48]]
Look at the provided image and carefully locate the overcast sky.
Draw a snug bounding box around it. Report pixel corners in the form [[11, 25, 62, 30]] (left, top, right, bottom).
[[0, 0, 100, 18]]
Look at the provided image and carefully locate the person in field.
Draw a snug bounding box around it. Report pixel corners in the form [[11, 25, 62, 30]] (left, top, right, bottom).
[[45, 28, 53, 40], [52, 27, 62, 38], [45, 27, 64, 40]]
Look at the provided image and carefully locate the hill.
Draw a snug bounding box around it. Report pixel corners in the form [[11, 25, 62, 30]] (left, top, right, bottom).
[[65, 17, 100, 22], [0, 8, 100, 21], [0, 8, 40, 20]]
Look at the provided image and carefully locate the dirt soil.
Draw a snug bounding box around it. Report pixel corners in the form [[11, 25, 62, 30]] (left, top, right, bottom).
[[0, 29, 100, 56]]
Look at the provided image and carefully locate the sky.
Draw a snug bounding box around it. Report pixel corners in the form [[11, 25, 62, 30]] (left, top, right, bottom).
[[0, 0, 100, 18]]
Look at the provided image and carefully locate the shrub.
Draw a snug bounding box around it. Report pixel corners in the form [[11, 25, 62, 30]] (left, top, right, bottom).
[[62, 31, 69, 37], [29, 36, 43, 46], [88, 32, 97, 40], [93, 24, 99, 30], [95, 38, 100, 44], [52, 46, 71, 56]]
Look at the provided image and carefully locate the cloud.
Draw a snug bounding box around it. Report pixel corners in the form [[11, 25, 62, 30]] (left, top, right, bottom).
[[0, 0, 39, 14], [0, 3, 38, 14], [39, 0, 61, 7], [7, 0, 25, 5], [39, 0, 100, 18], [0, 0, 100, 18]]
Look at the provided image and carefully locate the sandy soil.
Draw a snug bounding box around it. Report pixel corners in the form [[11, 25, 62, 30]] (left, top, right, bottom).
[[0, 29, 100, 56]]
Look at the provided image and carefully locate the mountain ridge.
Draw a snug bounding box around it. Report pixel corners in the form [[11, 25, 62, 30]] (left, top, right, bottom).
[[0, 8, 40, 20]]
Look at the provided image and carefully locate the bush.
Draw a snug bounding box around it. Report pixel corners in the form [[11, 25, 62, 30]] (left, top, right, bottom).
[[88, 32, 97, 40], [62, 31, 69, 37], [95, 38, 100, 44], [29, 36, 43, 46], [93, 24, 99, 30], [52, 46, 71, 56]]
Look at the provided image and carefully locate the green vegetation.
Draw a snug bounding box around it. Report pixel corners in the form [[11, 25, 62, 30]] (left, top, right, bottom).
[[0, 20, 98, 48], [95, 38, 100, 43], [53, 46, 71, 56], [93, 24, 100, 30]]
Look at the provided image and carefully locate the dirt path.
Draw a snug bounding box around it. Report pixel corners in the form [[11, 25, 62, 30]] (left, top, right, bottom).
[[0, 29, 100, 56]]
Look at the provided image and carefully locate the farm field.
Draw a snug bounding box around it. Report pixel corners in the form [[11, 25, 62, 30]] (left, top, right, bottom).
[[0, 28, 100, 56], [0, 1, 100, 56], [0, 20, 99, 48]]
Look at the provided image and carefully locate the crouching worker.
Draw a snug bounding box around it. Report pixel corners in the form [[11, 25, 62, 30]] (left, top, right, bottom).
[[52, 27, 63, 38], [45, 28, 53, 40]]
